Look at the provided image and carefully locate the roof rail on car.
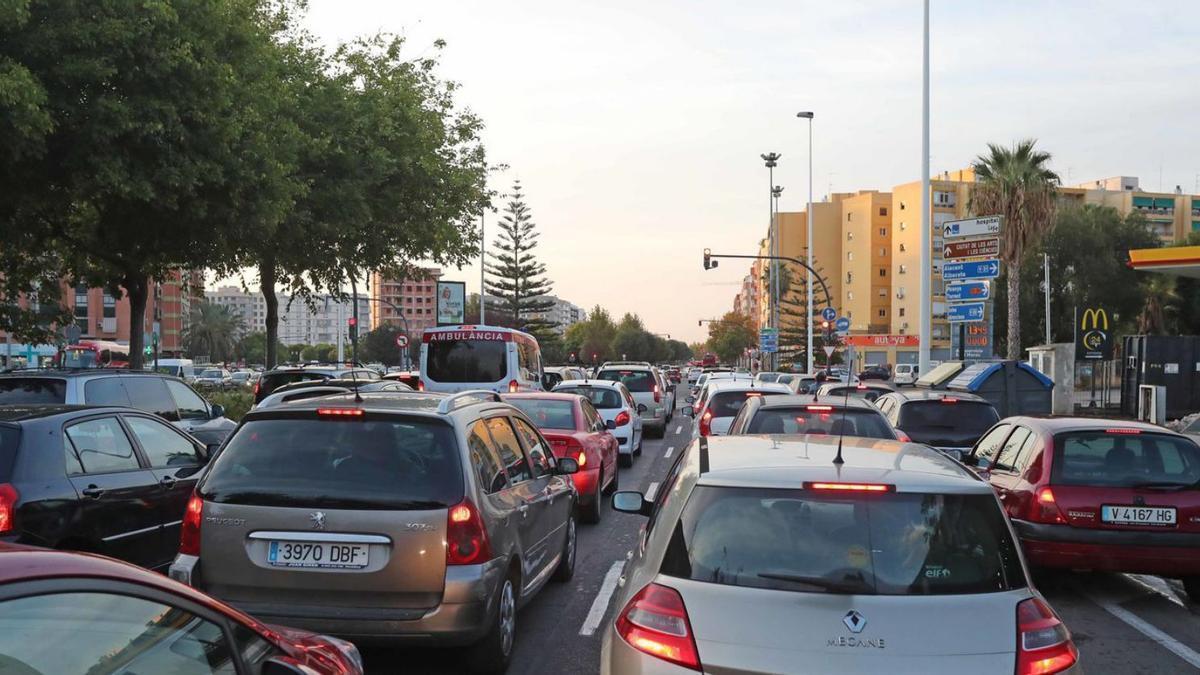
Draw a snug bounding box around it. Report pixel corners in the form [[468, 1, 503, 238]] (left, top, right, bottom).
[[437, 389, 504, 415]]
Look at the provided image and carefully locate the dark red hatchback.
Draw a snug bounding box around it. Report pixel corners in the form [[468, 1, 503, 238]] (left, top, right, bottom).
[[966, 417, 1200, 599], [0, 543, 363, 674]]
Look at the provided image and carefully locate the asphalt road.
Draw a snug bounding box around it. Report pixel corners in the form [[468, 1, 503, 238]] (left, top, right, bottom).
[[363, 383, 1200, 674]]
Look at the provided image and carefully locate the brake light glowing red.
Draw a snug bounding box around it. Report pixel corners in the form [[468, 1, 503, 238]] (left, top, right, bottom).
[[1105, 428, 1141, 434], [653, 385, 661, 404], [940, 397, 959, 404], [317, 408, 363, 417], [508, 380, 519, 393], [417, 380, 425, 391], [806, 482, 894, 493], [894, 430, 912, 442], [253, 381, 260, 396], [0, 483, 18, 535], [615, 411, 631, 427], [179, 493, 203, 556], [807, 405, 833, 412], [577, 450, 587, 468], [446, 498, 492, 565], [1016, 597, 1077, 675], [1034, 487, 1065, 524], [615, 583, 701, 671], [699, 410, 713, 437]]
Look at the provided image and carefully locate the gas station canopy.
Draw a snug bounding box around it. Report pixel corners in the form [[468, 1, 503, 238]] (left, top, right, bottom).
[[1128, 246, 1200, 279]]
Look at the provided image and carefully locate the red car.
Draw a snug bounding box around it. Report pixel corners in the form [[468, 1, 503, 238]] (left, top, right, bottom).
[[966, 417, 1200, 600], [0, 543, 363, 674], [503, 392, 619, 523]]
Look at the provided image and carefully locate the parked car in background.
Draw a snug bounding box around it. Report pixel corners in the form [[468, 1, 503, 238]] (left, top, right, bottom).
[[874, 389, 1001, 460], [966, 417, 1200, 601], [726, 394, 903, 440], [153, 358, 196, 383], [171, 390, 579, 673], [504, 392, 619, 523], [858, 364, 892, 381], [194, 368, 233, 388], [254, 379, 413, 409], [254, 365, 381, 404], [604, 434, 1077, 675], [893, 363, 919, 386], [0, 370, 236, 446], [542, 366, 588, 391], [229, 370, 256, 388], [554, 380, 644, 467], [596, 362, 667, 438], [814, 380, 897, 403], [0, 405, 214, 571], [754, 371, 784, 383], [0, 543, 363, 674], [683, 380, 791, 437], [786, 373, 819, 395]]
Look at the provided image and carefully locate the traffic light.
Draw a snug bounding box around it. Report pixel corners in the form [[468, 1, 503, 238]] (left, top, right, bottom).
[[348, 316, 358, 341], [703, 248, 718, 270]]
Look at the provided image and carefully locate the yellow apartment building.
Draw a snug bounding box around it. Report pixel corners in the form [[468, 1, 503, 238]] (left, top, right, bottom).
[[1073, 176, 1200, 242], [840, 191, 893, 335]]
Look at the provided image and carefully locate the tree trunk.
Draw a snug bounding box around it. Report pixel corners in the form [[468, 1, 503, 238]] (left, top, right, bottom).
[[261, 255, 279, 369], [1006, 265, 1021, 360], [124, 273, 150, 369]]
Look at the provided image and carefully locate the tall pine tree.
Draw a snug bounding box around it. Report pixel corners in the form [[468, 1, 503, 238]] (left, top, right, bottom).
[[485, 180, 557, 337]]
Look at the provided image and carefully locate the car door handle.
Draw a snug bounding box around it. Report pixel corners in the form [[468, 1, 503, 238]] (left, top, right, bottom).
[[517, 504, 529, 518], [160, 475, 177, 488], [82, 486, 104, 499]]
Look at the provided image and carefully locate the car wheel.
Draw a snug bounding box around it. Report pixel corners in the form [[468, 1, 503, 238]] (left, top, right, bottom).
[[581, 474, 603, 524], [1183, 577, 1200, 603], [553, 515, 577, 582], [466, 574, 518, 674], [635, 435, 643, 455], [618, 452, 633, 468]]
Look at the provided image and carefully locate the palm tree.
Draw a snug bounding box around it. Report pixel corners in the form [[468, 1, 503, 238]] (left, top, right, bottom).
[[183, 301, 245, 363], [970, 140, 1060, 359], [1138, 276, 1178, 335]]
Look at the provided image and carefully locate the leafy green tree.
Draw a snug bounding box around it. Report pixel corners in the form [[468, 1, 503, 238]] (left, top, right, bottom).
[[0, 0, 299, 367], [301, 343, 335, 363], [773, 262, 834, 368], [1170, 231, 1200, 336], [1138, 276, 1178, 335], [611, 313, 650, 361], [360, 324, 406, 367], [707, 312, 756, 364], [666, 339, 693, 363], [970, 140, 1060, 359], [183, 302, 245, 363], [236, 332, 286, 366], [485, 180, 556, 338]]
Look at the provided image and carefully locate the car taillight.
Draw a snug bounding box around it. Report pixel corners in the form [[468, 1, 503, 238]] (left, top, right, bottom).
[[576, 450, 587, 467], [805, 481, 894, 493], [417, 379, 425, 391], [940, 397, 959, 404], [253, 381, 260, 397], [179, 493, 203, 555], [508, 380, 519, 393], [615, 583, 701, 671], [1032, 487, 1065, 524], [1016, 597, 1077, 675], [446, 498, 492, 565], [653, 385, 661, 403], [894, 430, 912, 442], [699, 410, 713, 437], [0, 483, 18, 535], [615, 411, 631, 427]]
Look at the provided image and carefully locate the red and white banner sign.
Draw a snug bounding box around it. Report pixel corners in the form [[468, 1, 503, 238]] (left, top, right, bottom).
[[842, 335, 919, 347]]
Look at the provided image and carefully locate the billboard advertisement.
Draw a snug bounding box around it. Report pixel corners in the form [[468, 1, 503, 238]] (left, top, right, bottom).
[[436, 281, 466, 326]]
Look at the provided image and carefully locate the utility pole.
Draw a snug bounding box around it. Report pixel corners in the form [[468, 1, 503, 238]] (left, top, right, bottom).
[[479, 209, 486, 324], [1043, 253, 1051, 345], [762, 152, 781, 370], [918, 0, 932, 374], [772, 184, 784, 364], [797, 112, 815, 374]]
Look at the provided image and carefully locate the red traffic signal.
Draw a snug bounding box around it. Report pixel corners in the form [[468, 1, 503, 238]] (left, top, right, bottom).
[[348, 317, 357, 327]]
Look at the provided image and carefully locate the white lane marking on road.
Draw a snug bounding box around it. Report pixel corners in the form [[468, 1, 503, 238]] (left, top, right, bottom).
[[674, 425, 682, 434], [645, 481, 660, 501], [580, 561, 625, 637], [1087, 591, 1200, 669], [664, 446, 674, 459], [1127, 574, 1187, 609]]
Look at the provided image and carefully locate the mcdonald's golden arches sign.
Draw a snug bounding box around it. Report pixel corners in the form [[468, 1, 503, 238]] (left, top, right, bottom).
[[1075, 307, 1112, 360]]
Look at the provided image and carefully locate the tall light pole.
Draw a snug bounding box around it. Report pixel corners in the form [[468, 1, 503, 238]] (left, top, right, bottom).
[[797, 111, 815, 373], [918, 0, 932, 374], [771, 184, 784, 360], [479, 210, 486, 324], [761, 152, 781, 370]]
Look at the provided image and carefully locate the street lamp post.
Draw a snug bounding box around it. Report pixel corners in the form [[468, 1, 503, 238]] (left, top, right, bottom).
[[479, 210, 486, 324], [796, 111, 815, 373], [761, 152, 781, 370], [918, 0, 932, 373]]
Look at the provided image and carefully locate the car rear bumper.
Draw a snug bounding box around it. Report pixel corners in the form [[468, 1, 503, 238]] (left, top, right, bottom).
[[615, 434, 632, 454], [170, 554, 508, 645], [1014, 519, 1200, 576]]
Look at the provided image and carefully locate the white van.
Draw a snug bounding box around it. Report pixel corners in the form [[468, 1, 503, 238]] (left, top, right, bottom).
[[893, 363, 918, 385], [419, 325, 544, 393], [153, 358, 197, 382]]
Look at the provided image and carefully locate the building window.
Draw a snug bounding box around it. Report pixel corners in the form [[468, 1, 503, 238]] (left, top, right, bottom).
[[847, 213, 853, 222], [847, 292, 854, 300], [899, 243, 907, 252], [879, 227, 887, 236], [847, 231, 854, 241], [878, 247, 886, 257], [899, 307, 906, 317], [878, 309, 887, 318], [878, 268, 886, 277], [880, 207, 888, 216], [878, 288, 887, 297], [900, 202, 906, 210], [899, 264, 908, 274], [899, 222, 907, 230], [74, 284, 89, 321], [101, 292, 116, 319], [847, 252, 854, 261], [846, 272, 853, 284]]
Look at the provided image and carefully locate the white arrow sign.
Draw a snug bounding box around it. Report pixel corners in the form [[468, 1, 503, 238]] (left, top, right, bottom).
[[943, 215, 1001, 239]]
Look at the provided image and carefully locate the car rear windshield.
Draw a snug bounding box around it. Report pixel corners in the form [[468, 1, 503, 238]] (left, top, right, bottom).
[[707, 391, 786, 418], [555, 386, 622, 409], [200, 416, 463, 509], [260, 372, 327, 397], [1051, 431, 1200, 488], [597, 369, 654, 393], [0, 378, 66, 405], [898, 400, 999, 434], [0, 426, 18, 482], [426, 340, 506, 383], [824, 386, 889, 402], [507, 399, 576, 430], [200, 370, 223, 378], [747, 407, 896, 439], [661, 486, 1025, 596]]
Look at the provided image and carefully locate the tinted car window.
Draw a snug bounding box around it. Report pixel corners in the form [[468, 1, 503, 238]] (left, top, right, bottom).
[[1051, 431, 1200, 488], [555, 386, 622, 409], [258, 372, 327, 398], [123, 377, 179, 421], [427, 340, 506, 383], [0, 426, 20, 480], [707, 391, 786, 418], [542, 372, 564, 390], [0, 378, 66, 404], [898, 400, 999, 435], [660, 487, 1025, 596], [507, 399, 576, 430], [513, 417, 554, 477], [64, 417, 141, 474], [62, 434, 86, 475], [746, 408, 897, 439], [83, 378, 131, 406], [486, 417, 531, 484], [0, 592, 236, 674], [581, 400, 604, 431], [166, 380, 210, 421], [126, 416, 201, 468], [824, 386, 888, 403], [467, 420, 509, 494], [202, 417, 463, 509], [597, 369, 654, 393]]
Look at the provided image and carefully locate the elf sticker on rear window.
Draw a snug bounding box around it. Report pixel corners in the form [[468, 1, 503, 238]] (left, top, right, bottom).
[[847, 545, 869, 569]]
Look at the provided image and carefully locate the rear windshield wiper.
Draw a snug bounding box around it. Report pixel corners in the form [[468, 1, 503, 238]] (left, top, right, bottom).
[[757, 571, 872, 593], [1131, 481, 1193, 491]]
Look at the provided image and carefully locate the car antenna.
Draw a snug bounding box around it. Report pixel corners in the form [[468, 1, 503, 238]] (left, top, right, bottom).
[[832, 380, 851, 466], [349, 369, 363, 404]]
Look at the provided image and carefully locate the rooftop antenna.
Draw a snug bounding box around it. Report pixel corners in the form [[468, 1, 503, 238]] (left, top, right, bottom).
[[832, 351, 851, 466], [349, 369, 363, 404]]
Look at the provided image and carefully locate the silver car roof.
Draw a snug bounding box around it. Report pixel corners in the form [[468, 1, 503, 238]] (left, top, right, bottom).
[[555, 379, 625, 390], [704, 379, 792, 395], [693, 434, 989, 494]]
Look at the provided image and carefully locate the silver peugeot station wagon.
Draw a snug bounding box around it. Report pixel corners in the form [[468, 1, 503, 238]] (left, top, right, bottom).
[[170, 390, 579, 674]]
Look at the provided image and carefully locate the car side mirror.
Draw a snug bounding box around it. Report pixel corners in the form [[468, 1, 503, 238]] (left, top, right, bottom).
[[209, 403, 225, 420], [605, 419, 616, 430], [637, 404, 647, 414], [685, 395, 695, 404], [612, 490, 653, 516], [974, 456, 992, 471], [557, 457, 579, 475]]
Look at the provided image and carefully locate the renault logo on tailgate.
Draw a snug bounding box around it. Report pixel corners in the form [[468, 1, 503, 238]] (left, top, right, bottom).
[[843, 610, 867, 633]]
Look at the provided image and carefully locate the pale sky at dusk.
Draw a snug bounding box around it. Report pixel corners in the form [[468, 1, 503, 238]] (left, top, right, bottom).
[[300, 0, 1200, 343]]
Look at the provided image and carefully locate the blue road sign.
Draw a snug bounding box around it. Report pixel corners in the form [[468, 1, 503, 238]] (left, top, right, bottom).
[[759, 328, 778, 353], [821, 307, 837, 322], [945, 281, 991, 302], [942, 259, 1000, 281], [835, 317, 850, 333], [947, 302, 986, 323]]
